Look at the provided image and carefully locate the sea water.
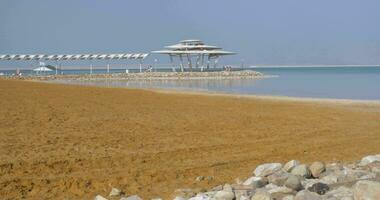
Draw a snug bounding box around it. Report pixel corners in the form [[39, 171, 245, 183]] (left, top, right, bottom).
[[2, 66, 380, 100]]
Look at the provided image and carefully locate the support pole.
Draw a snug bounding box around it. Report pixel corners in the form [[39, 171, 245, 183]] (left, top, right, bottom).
[[207, 55, 210, 69], [187, 54, 192, 71], [179, 54, 184, 72], [214, 57, 219, 69], [139, 59, 142, 73], [107, 63, 110, 74], [169, 55, 175, 72], [195, 54, 201, 69]]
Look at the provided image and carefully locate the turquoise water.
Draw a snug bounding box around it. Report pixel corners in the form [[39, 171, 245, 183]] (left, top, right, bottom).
[[3, 66, 380, 100]]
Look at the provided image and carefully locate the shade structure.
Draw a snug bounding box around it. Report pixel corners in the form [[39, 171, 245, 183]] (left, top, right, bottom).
[[152, 39, 236, 71], [33, 66, 53, 72]]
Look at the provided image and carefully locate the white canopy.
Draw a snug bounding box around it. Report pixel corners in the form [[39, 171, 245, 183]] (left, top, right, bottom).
[[33, 66, 52, 72]]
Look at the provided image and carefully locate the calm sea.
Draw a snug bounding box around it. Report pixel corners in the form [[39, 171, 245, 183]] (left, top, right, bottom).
[[2, 66, 380, 100]]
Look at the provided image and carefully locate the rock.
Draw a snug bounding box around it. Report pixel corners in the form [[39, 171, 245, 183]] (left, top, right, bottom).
[[188, 194, 211, 200], [282, 195, 295, 200], [243, 176, 268, 188], [300, 179, 320, 190], [307, 182, 329, 195], [151, 198, 163, 200], [294, 190, 322, 200], [324, 186, 353, 199], [353, 180, 380, 200], [291, 165, 311, 178], [267, 171, 290, 186], [283, 160, 300, 173], [223, 184, 233, 192], [196, 176, 205, 181], [174, 188, 196, 199], [268, 186, 294, 196], [121, 195, 142, 200], [211, 185, 223, 191], [214, 190, 234, 200], [320, 174, 338, 185], [284, 175, 303, 191], [173, 197, 186, 200], [251, 190, 272, 200], [254, 163, 283, 177], [309, 162, 325, 178], [109, 187, 121, 196], [94, 195, 108, 200], [238, 195, 250, 200], [359, 154, 380, 166]]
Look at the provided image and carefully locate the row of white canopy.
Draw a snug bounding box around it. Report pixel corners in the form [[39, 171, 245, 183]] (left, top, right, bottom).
[[0, 53, 149, 61]]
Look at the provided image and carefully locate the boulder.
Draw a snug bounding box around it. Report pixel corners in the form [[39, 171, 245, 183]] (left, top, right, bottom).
[[353, 180, 380, 200], [307, 182, 329, 195], [283, 160, 300, 173], [284, 175, 303, 191], [94, 195, 108, 200], [291, 165, 311, 178], [268, 171, 290, 186], [294, 190, 322, 200], [359, 154, 380, 166], [243, 176, 268, 188], [109, 187, 121, 196], [254, 163, 283, 177], [214, 190, 235, 200], [309, 162, 325, 178], [251, 190, 273, 200]]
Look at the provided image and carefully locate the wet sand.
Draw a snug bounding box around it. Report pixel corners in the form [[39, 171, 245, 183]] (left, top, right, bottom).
[[0, 79, 380, 199]]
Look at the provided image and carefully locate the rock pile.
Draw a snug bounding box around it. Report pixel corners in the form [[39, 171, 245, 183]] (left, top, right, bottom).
[[94, 155, 380, 200]]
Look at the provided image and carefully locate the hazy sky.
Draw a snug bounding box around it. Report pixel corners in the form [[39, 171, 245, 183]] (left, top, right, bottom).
[[1, 0, 380, 67]]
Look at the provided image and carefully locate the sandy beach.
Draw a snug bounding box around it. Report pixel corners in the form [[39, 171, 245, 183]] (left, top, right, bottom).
[[1, 79, 380, 200]]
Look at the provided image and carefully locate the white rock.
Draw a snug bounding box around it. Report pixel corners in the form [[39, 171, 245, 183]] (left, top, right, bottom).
[[353, 180, 380, 200], [188, 194, 211, 200], [284, 175, 302, 191], [282, 195, 295, 200], [359, 154, 380, 166], [173, 197, 186, 200], [268, 186, 293, 195], [243, 176, 268, 188], [283, 160, 300, 172], [291, 165, 311, 178], [94, 195, 108, 200], [254, 163, 283, 177], [251, 190, 272, 200], [213, 190, 234, 200], [309, 162, 325, 178], [320, 174, 338, 185], [121, 195, 143, 200], [223, 184, 233, 192], [109, 187, 121, 196], [294, 190, 322, 200], [324, 186, 353, 199]]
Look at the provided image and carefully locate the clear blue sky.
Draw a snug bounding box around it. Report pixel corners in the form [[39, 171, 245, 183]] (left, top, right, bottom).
[[1, 0, 380, 67]]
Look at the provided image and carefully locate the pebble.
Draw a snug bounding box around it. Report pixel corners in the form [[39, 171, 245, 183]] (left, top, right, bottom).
[[109, 187, 121, 196], [94, 195, 108, 200], [359, 154, 380, 166], [120, 195, 142, 200]]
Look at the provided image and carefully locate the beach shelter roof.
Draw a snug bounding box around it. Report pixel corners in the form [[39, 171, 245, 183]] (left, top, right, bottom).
[[33, 66, 53, 72]]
